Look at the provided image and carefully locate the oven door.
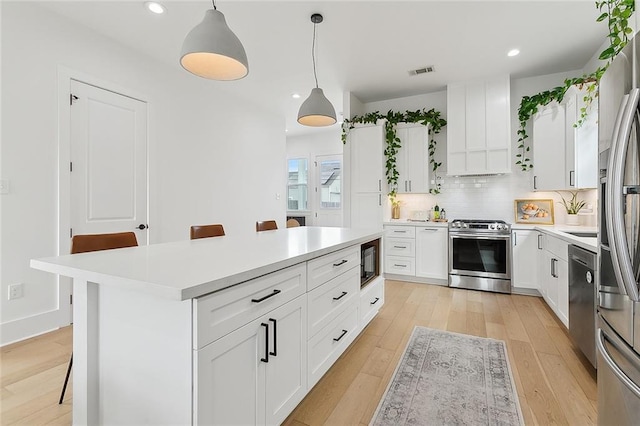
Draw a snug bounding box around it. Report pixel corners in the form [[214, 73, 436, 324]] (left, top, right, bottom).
[[449, 233, 511, 280]]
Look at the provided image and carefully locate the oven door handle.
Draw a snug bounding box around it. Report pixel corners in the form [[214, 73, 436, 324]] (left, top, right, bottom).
[[449, 234, 511, 241]]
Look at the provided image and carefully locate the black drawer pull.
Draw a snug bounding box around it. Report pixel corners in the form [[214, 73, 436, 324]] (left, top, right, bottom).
[[333, 329, 348, 342], [393, 264, 407, 268], [269, 318, 277, 357], [370, 297, 380, 305], [393, 245, 407, 249], [260, 323, 269, 363], [251, 289, 281, 303], [333, 291, 348, 301], [333, 259, 348, 267]]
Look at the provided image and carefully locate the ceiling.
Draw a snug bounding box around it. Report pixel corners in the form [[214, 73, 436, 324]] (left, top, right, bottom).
[[37, 1, 608, 135]]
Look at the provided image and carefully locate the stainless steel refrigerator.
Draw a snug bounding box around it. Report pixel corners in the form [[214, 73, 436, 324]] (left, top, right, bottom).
[[598, 30, 640, 425]]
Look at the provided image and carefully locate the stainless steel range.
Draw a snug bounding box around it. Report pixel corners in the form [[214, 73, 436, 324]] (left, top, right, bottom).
[[448, 219, 512, 294]]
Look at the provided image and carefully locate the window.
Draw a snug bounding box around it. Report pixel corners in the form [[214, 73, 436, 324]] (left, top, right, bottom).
[[287, 158, 308, 211]]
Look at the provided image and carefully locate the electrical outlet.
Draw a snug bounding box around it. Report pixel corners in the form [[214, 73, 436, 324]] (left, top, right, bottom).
[[8, 283, 23, 300]]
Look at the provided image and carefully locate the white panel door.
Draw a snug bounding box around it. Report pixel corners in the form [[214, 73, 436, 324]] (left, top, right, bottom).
[[511, 230, 539, 290], [70, 80, 148, 243], [532, 104, 565, 191], [314, 155, 343, 227]]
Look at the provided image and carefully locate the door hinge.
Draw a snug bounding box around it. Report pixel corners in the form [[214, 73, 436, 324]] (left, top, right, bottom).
[[70, 294, 73, 305], [70, 94, 78, 105], [70, 162, 73, 172]]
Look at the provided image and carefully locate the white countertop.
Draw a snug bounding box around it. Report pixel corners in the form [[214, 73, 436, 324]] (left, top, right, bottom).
[[31, 227, 383, 301], [384, 220, 449, 228], [512, 224, 598, 252]]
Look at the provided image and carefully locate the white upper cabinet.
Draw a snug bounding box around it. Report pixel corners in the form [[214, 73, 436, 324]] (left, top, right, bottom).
[[447, 75, 511, 175], [532, 102, 566, 191], [532, 84, 598, 191], [563, 85, 598, 189], [396, 123, 430, 193]]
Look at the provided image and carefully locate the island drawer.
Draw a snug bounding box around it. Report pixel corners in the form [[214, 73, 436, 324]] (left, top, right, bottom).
[[360, 277, 384, 327], [308, 301, 359, 388], [307, 266, 359, 338], [307, 246, 359, 291], [193, 263, 306, 349]]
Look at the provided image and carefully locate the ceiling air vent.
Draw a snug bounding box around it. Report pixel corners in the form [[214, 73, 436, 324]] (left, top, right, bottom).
[[409, 66, 435, 76]]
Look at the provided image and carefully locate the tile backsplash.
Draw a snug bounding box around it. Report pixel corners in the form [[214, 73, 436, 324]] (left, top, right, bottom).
[[387, 172, 597, 227]]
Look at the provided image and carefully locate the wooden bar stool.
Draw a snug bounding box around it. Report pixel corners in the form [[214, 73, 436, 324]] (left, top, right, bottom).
[[59, 231, 138, 405], [286, 219, 301, 228], [256, 220, 278, 232], [190, 224, 225, 239]]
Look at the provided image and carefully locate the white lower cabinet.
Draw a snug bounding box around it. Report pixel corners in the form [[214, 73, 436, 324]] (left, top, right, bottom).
[[415, 226, 448, 280], [535, 231, 569, 328], [511, 229, 539, 291], [195, 295, 307, 426], [360, 277, 385, 326]]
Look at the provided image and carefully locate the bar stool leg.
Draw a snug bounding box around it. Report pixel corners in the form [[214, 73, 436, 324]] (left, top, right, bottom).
[[59, 353, 73, 404]]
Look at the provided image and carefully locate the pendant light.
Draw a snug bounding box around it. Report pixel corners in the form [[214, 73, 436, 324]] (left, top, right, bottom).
[[180, 0, 248, 81], [297, 14, 337, 127]]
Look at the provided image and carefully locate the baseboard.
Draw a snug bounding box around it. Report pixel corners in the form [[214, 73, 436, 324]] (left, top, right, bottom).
[[0, 309, 64, 346], [511, 288, 542, 297]]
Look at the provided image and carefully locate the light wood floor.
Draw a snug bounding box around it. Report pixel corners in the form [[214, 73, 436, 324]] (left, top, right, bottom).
[[1, 280, 596, 425]]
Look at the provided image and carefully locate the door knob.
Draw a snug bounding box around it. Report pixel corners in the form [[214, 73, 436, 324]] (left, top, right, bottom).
[[136, 224, 148, 230]]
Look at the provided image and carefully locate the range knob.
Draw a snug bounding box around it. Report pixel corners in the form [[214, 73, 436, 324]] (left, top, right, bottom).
[[489, 223, 496, 230], [462, 223, 468, 229]]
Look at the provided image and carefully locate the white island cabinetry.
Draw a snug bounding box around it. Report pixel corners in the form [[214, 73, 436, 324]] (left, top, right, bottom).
[[31, 227, 383, 425]]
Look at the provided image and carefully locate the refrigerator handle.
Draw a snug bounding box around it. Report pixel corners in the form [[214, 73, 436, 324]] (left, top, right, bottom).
[[596, 328, 640, 398], [609, 89, 640, 302]]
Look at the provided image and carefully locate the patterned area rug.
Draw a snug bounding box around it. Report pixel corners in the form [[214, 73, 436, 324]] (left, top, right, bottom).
[[371, 326, 524, 426]]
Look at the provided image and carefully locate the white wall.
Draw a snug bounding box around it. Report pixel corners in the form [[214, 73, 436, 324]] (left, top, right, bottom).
[[1, 2, 285, 345], [357, 71, 598, 227]]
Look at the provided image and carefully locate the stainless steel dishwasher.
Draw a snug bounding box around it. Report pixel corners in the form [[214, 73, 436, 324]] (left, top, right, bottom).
[[568, 244, 597, 368]]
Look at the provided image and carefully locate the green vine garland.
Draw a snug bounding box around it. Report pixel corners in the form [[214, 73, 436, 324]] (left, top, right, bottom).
[[341, 108, 446, 196], [516, 0, 634, 171]]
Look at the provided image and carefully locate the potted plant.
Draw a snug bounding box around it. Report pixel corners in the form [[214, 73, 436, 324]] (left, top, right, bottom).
[[558, 191, 586, 225]]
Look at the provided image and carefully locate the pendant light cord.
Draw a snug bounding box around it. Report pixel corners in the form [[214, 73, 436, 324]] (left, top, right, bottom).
[[212, 0, 217, 10], [312, 22, 319, 89]]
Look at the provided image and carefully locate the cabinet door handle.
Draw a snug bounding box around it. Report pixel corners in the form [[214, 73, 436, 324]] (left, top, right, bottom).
[[260, 323, 269, 363], [537, 234, 543, 250], [533, 176, 538, 190], [370, 297, 380, 305], [569, 170, 575, 187], [393, 264, 407, 268], [513, 232, 517, 246], [378, 180, 381, 191], [393, 245, 407, 249], [379, 194, 382, 206], [409, 181, 412, 192], [333, 329, 348, 342], [422, 228, 437, 232], [333, 259, 348, 267], [333, 291, 348, 301], [251, 289, 281, 303], [269, 318, 277, 357], [405, 181, 408, 192], [551, 258, 558, 278], [394, 230, 407, 233]]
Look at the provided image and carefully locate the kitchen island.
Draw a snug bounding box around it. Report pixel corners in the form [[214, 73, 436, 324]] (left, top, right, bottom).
[[31, 226, 384, 425]]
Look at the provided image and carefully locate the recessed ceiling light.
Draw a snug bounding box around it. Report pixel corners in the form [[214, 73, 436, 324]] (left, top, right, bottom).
[[507, 49, 520, 57], [292, 93, 301, 99], [145, 2, 166, 14]]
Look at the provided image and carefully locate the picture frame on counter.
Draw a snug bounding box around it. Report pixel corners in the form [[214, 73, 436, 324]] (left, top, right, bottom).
[[514, 199, 554, 225]]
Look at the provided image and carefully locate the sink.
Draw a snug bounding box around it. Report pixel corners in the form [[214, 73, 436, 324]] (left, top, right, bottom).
[[564, 231, 598, 238]]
